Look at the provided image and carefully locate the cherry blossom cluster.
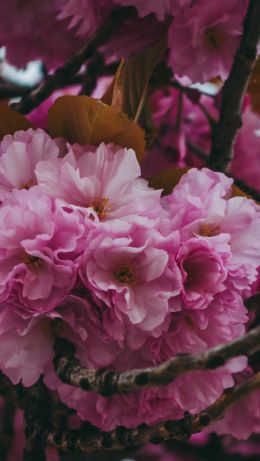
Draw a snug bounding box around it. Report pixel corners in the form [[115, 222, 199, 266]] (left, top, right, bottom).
[[0, 0, 247, 83], [0, 128, 259, 438]]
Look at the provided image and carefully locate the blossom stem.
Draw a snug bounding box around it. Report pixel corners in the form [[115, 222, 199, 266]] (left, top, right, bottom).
[[53, 325, 260, 396], [47, 372, 260, 453], [11, 7, 134, 114], [208, 0, 260, 172]]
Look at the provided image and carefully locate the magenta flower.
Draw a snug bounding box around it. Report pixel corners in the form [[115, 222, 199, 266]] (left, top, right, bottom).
[[176, 238, 227, 310], [0, 189, 86, 312], [80, 225, 178, 335], [0, 303, 53, 386], [58, 0, 113, 37], [168, 0, 246, 83], [36, 142, 161, 226], [0, 129, 59, 200], [231, 105, 260, 192], [0, 0, 84, 68]]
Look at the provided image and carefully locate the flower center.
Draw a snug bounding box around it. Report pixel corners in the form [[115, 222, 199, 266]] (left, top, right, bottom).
[[90, 197, 110, 220], [20, 179, 37, 190], [204, 27, 221, 50], [41, 318, 64, 339], [199, 222, 220, 237], [115, 265, 137, 285], [24, 253, 43, 269]]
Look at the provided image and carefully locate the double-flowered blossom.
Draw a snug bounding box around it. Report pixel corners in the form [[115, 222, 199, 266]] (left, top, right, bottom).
[[0, 127, 259, 436], [56, 0, 248, 83], [0, 129, 60, 199], [168, 0, 247, 83], [1, 0, 248, 87], [0, 188, 87, 312], [0, 0, 84, 69]]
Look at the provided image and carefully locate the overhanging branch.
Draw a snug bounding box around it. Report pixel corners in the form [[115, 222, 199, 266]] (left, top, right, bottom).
[[47, 372, 260, 453], [54, 325, 260, 396]]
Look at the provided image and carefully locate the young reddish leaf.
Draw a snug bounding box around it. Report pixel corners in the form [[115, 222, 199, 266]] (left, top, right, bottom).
[[232, 184, 253, 200], [148, 167, 190, 195], [48, 95, 145, 161], [0, 103, 33, 140], [102, 37, 167, 122], [101, 59, 125, 111]]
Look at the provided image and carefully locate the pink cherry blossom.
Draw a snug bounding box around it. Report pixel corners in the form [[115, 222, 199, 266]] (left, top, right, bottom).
[[231, 105, 260, 192], [36, 142, 161, 227], [0, 188, 86, 313], [0, 129, 60, 200], [212, 370, 260, 439], [0, 0, 84, 69], [168, 0, 247, 83], [175, 238, 227, 310], [45, 287, 248, 430], [80, 224, 180, 337], [0, 303, 53, 386], [58, 0, 113, 37]]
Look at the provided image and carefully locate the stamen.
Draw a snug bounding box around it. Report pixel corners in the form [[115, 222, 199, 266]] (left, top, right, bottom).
[[115, 265, 137, 285], [199, 223, 220, 237], [24, 253, 43, 268], [90, 197, 110, 220], [204, 27, 221, 50]]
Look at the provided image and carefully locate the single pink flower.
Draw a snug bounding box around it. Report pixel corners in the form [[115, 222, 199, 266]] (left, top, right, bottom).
[[175, 238, 227, 310], [231, 106, 260, 192], [0, 0, 84, 68], [80, 225, 179, 335], [36, 142, 161, 227], [0, 304, 53, 386], [0, 189, 86, 313], [0, 129, 59, 200], [58, 0, 114, 37], [168, 0, 246, 83]]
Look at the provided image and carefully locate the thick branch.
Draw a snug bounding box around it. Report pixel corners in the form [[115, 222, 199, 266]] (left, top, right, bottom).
[[208, 0, 260, 172], [21, 382, 52, 461], [47, 372, 260, 453], [12, 7, 134, 114], [54, 325, 260, 396], [0, 399, 15, 461]]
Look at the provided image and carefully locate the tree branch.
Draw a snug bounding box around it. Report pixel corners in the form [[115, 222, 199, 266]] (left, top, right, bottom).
[[208, 0, 260, 172], [47, 372, 260, 453], [11, 7, 134, 114], [0, 398, 15, 461], [54, 325, 260, 396], [21, 382, 52, 461]]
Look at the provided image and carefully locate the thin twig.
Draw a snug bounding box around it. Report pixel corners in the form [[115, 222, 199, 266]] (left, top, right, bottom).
[[12, 7, 134, 114], [208, 0, 260, 172], [47, 372, 260, 453], [54, 326, 260, 396], [186, 141, 208, 161]]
